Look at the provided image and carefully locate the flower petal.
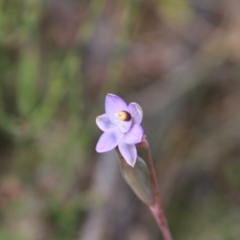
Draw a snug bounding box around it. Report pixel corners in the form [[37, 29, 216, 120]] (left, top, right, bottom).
[[96, 114, 117, 132], [105, 93, 128, 124], [128, 103, 143, 124], [117, 119, 132, 133], [118, 140, 137, 167], [96, 130, 123, 153], [124, 124, 143, 144]]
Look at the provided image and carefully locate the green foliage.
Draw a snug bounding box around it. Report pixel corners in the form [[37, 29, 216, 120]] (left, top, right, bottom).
[[47, 199, 81, 240]]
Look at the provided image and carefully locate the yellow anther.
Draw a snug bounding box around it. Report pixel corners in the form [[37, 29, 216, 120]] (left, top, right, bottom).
[[118, 111, 131, 121]]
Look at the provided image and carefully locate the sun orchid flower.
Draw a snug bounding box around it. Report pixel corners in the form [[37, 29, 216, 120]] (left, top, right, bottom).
[[96, 93, 144, 167]]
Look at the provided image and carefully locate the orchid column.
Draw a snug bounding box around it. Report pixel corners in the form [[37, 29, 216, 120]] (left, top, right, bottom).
[[96, 93, 173, 240]]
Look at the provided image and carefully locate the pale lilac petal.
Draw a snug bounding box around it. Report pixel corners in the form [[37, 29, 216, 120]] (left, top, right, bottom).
[[118, 140, 137, 167], [96, 130, 123, 153], [96, 114, 117, 132], [117, 119, 132, 133], [105, 93, 128, 124], [128, 103, 143, 124], [124, 124, 143, 144]]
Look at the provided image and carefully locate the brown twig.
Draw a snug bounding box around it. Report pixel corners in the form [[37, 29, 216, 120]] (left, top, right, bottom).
[[139, 137, 173, 240]]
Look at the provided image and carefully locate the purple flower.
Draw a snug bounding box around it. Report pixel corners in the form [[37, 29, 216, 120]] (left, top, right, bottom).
[[96, 93, 144, 167]]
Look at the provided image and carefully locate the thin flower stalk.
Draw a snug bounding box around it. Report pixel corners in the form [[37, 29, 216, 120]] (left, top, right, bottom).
[[139, 137, 173, 240]]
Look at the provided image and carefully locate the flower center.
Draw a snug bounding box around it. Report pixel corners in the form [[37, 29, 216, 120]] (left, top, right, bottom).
[[118, 111, 132, 121]]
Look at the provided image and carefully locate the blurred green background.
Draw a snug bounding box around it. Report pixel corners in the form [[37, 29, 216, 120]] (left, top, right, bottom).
[[0, 0, 240, 239]]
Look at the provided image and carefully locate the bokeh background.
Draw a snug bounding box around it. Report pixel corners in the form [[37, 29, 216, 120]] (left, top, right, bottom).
[[1, 0, 240, 239]]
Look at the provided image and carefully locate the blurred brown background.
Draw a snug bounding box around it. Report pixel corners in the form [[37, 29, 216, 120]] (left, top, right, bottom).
[[0, 0, 240, 239]]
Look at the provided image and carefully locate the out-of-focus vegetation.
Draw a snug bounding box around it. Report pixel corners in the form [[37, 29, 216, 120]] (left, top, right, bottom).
[[0, 0, 240, 239]]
